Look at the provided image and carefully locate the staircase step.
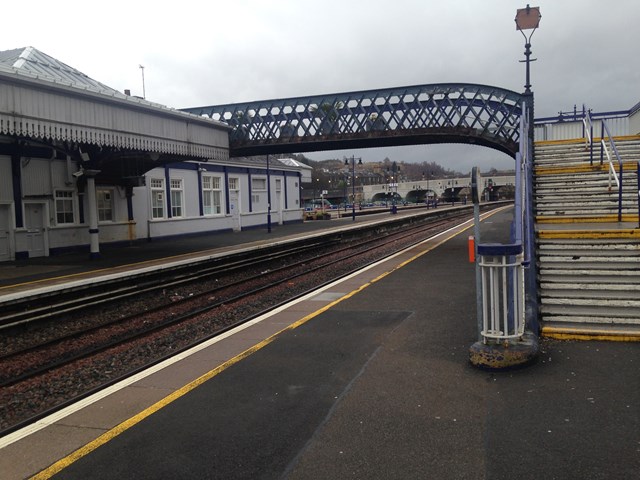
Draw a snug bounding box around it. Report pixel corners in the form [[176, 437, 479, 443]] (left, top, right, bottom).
[[539, 269, 640, 280], [541, 280, 640, 290], [536, 214, 640, 223], [537, 228, 640, 240], [536, 210, 638, 217], [535, 201, 637, 208], [540, 302, 640, 320], [536, 178, 637, 187], [540, 284, 640, 300], [541, 297, 640, 308], [536, 190, 637, 197], [535, 161, 639, 176], [535, 192, 637, 200], [539, 255, 640, 267], [538, 238, 640, 250]]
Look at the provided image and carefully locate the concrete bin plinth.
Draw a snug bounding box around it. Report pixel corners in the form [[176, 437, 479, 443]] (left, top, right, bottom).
[[469, 331, 538, 369]]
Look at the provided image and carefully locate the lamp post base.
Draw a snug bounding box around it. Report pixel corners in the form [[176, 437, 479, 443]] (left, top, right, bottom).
[[469, 331, 538, 370]]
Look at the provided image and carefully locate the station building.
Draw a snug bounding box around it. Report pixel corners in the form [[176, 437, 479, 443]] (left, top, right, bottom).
[[0, 47, 307, 261]]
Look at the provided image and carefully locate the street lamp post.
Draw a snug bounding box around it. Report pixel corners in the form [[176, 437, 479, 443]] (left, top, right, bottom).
[[515, 3, 541, 160], [515, 5, 541, 95], [388, 161, 399, 214], [139, 65, 146, 99], [423, 170, 432, 208], [314, 177, 319, 208], [344, 156, 362, 221], [343, 174, 348, 212]]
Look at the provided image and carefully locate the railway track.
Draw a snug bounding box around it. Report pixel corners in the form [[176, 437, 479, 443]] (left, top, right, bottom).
[[0, 208, 478, 435], [0, 240, 336, 329]]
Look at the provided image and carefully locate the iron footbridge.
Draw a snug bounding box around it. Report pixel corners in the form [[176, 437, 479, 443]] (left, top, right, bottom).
[[182, 83, 525, 158]]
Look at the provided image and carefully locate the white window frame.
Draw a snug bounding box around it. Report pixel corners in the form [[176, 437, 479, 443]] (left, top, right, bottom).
[[252, 177, 267, 191], [150, 178, 165, 219], [97, 188, 115, 222], [251, 177, 267, 208], [54, 190, 75, 225], [170, 178, 184, 218], [202, 175, 223, 216]]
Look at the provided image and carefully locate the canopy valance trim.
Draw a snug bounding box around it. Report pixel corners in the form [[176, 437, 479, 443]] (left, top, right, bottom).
[[0, 114, 228, 161]]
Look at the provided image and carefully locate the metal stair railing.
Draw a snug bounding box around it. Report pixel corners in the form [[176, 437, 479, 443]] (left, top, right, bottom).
[[582, 107, 594, 164], [599, 120, 624, 221]]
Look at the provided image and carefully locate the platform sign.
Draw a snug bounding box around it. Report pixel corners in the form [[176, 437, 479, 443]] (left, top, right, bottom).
[[471, 167, 482, 205]]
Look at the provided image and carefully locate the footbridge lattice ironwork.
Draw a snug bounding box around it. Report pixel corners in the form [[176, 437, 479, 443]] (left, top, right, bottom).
[[182, 83, 525, 158]]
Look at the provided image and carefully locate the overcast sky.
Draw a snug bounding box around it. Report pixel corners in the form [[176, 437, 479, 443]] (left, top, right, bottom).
[[4, 0, 639, 172]]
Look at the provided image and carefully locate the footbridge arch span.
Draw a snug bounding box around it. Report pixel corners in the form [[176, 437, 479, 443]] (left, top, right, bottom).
[[183, 83, 525, 158]]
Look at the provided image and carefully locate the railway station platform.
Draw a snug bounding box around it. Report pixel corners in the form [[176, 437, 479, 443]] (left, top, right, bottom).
[[1, 206, 639, 479], [0, 204, 466, 293]]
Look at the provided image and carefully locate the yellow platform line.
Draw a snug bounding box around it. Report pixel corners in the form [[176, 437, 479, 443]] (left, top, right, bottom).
[[537, 228, 640, 240], [535, 164, 606, 175], [542, 326, 640, 342], [535, 160, 637, 176], [535, 138, 587, 147], [536, 214, 639, 224], [535, 134, 640, 147]]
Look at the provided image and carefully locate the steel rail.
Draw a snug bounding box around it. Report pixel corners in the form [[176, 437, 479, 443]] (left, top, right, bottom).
[[0, 241, 333, 329]]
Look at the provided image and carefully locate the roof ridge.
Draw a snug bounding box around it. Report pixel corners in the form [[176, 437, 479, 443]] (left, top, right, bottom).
[[0, 46, 121, 96], [20, 47, 84, 73], [0, 47, 26, 67]]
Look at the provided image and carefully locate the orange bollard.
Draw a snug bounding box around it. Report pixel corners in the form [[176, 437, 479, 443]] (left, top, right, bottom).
[[468, 235, 475, 263]]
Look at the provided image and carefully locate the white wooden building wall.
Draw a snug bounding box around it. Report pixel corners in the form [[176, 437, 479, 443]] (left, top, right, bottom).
[[629, 108, 640, 136], [0, 154, 303, 260], [535, 116, 630, 142], [134, 165, 302, 239]]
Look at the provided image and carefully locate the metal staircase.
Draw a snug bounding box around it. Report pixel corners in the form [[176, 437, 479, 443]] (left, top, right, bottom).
[[534, 137, 640, 336]]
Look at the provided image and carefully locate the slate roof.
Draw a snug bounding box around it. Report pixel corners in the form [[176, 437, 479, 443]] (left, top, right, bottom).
[[0, 46, 120, 95]]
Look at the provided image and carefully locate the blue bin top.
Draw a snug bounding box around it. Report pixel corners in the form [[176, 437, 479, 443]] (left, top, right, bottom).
[[477, 242, 523, 256]]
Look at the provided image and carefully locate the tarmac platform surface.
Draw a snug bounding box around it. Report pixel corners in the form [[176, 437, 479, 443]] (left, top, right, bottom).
[[1, 206, 639, 479]]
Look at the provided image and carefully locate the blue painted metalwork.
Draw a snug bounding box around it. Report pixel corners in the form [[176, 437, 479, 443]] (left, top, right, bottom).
[[182, 83, 524, 158], [474, 99, 535, 345]]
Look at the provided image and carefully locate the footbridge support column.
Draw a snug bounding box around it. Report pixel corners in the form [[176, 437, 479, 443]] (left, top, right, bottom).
[[467, 95, 540, 369]]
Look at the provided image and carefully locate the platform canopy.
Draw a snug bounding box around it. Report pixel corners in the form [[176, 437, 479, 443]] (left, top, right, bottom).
[[0, 47, 230, 182]]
